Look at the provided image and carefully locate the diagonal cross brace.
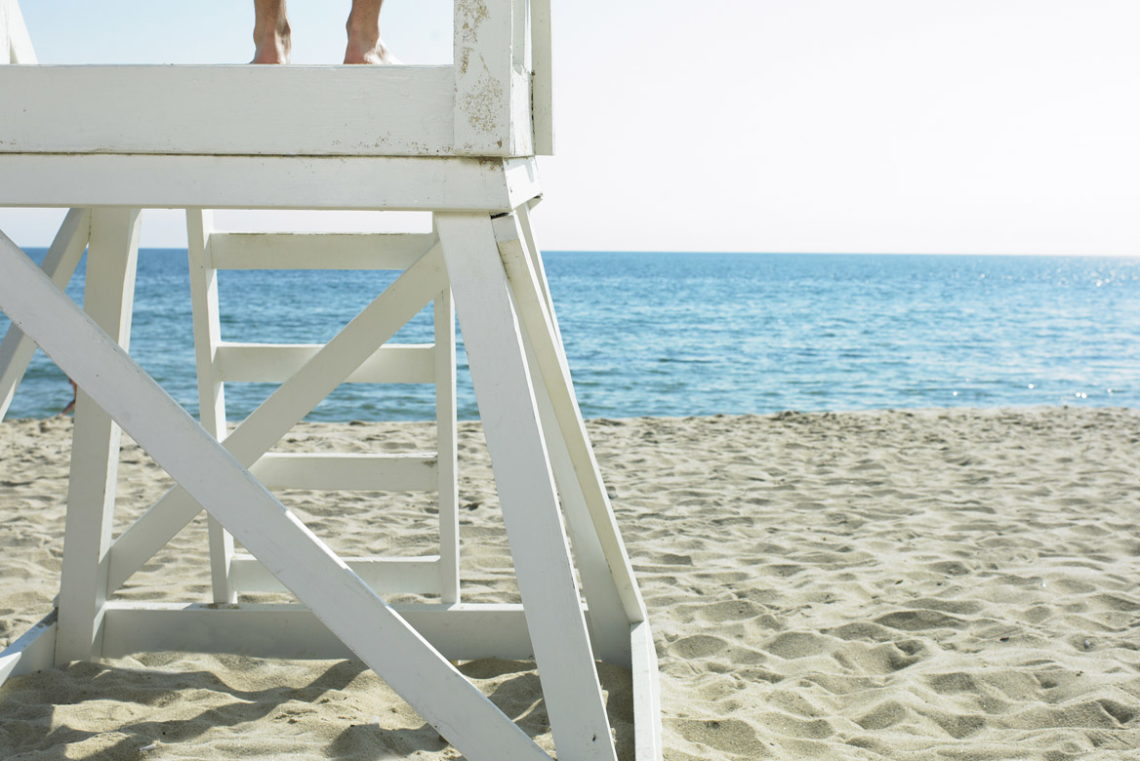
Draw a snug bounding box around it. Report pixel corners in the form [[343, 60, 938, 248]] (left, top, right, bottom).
[[107, 243, 445, 592], [0, 232, 551, 761], [0, 208, 89, 420]]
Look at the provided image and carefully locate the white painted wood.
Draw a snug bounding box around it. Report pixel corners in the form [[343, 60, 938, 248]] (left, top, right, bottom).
[[434, 289, 460, 603], [494, 212, 648, 625], [107, 247, 447, 591], [231, 555, 442, 596], [631, 621, 664, 761], [531, 0, 554, 155], [216, 343, 435, 384], [0, 155, 542, 212], [210, 232, 437, 271], [516, 202, 563, 346], [520, 314, 632, 665], [0, 66, 462, 156], [0, 235, 551, 761], [501, 209, 630, 663], [453, 0, 531, 156], [187, 209, 236, 604], [55, 208, 141, 665], [0, 612, 56, 685], [0, 207, 89, 420], [438, 212, 618, 761], [0, 0, 7, 65], [250, 452, 438, 492], [100, 602, 536, 661], [1, 0, 35, 65]]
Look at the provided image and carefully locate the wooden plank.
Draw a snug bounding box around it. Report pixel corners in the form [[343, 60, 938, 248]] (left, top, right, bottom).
[[187, 209, 236, 604], [250, 452, 438, 492], [210, 232, 437, 271], [107, 247, 447, 592], [453, 0, 529, 156], [0, 65, 462, 156], [531, 0, 554, 155], [54, 208, 142, 665], [434, 289, 460, 603], [522, 326, 632, 665], [0, 612, 56, 686], [101, 603, 535, 661], [438, 213, 617, 761], [1, 0, 35, 65], [216, 343, 435, 384], [0, 208, 89, 420], [0, 235, 551, 761], [494, 212, 647, 625], [498, 211, 632, 664], [503, 157, 545, 211], [631, 621, 664, 761], [231, 555, 442, 596], [516, 204, 562, 348], [0, 155, 540, 212], [0, 0, 7, 65]]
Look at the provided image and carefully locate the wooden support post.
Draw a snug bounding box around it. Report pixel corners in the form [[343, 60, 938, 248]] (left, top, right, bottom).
[[434, 287, 460, 603], [437, 212, 618, 761], [494, 211, 634, 664], [1, 0, 36, 65], [0, 231, 552, 761], [494, 211, 648, 626], [0, 208, 90, 420], [516, 203, 561, 344], [187, 209, 236, 603], [531, 0, 554, 155], [54, 208, 141, 664]]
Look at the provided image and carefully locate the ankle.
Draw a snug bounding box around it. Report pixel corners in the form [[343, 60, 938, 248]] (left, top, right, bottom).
[[346, 13, 381, 46], [252, 21, 291, 64]]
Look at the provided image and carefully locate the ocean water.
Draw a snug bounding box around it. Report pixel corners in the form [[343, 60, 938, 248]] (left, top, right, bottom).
[[2, 250, 1138, 421]]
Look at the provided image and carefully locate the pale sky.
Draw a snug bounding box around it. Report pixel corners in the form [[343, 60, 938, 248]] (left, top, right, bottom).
[[3, 0, 1139, 255]]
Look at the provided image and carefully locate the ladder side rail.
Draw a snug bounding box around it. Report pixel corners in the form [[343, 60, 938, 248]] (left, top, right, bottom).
[[434, 287, 460, 603], [187, 209, 236, 604]]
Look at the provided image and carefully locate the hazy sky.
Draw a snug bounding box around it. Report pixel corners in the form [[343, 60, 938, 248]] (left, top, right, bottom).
[[3, 1, 1139, 255]]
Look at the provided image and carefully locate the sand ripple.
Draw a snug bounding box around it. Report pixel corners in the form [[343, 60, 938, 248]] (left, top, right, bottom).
[[2, 407, 1139, 759]]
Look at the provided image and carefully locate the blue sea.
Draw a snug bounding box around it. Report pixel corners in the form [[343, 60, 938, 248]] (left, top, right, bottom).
[[3, 250, 1138, 421]]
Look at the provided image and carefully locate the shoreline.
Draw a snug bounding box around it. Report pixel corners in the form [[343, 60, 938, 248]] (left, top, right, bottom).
[[3, 406, 1139, 759]]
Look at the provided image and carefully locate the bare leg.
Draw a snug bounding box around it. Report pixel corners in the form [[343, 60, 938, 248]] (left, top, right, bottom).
[[60, 378, 77, 416], [345, 0, 397, 64], [252, 0, 291, 64]]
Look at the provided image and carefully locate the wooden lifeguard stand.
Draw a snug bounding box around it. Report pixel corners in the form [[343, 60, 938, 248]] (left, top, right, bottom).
[[0, 2, 662, 759]]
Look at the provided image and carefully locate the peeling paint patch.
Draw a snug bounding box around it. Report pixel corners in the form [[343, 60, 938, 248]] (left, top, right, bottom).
[[456, 0, 491, 44], [461, 74, 504, 136]]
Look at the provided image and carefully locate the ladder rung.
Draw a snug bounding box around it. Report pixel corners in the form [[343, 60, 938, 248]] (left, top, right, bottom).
[[209, 232, 437, 271], [229, 554, 443, 595], [216, 342, 435, 384], [250, 452, 438, 491]]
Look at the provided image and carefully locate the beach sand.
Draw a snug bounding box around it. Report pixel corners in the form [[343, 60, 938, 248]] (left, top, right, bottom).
[[2, 407, 1139, 759]]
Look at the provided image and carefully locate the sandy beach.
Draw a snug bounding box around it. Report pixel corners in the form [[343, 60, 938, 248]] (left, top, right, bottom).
[[1, 406, 1139, 760]]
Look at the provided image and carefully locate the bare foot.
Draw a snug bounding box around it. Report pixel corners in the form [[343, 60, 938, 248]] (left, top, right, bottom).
[[344, 4, 397, 64], [252, 21, 291, 63], [344, 37, 399, 64]]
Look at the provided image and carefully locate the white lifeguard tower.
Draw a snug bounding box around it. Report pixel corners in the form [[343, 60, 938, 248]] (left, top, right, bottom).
[[0, 2, 662, 759]]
